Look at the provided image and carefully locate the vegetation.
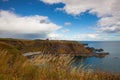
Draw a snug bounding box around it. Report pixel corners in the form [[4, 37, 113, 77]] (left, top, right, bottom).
[[0, 49, 120, 80], [0, 38, 120, 80], [0, 38, 90, 54]]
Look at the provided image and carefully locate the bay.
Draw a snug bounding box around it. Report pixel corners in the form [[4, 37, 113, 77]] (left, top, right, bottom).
[[73, 41, 120, 73]]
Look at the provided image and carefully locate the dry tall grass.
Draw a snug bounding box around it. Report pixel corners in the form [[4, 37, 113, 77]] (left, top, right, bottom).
[[0, 50, 120, 80], [0, 50, 39, 80]]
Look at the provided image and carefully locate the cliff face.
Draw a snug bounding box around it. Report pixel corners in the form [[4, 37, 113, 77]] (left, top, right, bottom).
[[0, 38, 90, 54]]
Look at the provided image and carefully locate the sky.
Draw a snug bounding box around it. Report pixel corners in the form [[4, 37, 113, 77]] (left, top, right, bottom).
[[0, 0, 120, 41]]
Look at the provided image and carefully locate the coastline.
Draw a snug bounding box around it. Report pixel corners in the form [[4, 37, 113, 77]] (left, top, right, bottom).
[[0, 38, 109, 58]]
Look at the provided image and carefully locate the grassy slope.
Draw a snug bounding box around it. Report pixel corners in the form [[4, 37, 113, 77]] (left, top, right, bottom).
[[0, 49, 120, 80], [0, 38, 90, 54], [0, 38, 120, 80], [0, 41, 41, 80]]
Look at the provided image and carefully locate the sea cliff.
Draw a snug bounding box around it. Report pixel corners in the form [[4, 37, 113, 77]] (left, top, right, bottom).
[[0, 38, 109, 57]]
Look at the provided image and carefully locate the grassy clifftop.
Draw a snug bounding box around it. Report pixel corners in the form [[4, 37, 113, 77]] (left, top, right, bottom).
[[0, 41, 20, 54], [0, 38, 90, 54], [0, 49, 120, 80], [0, 38, 120, 80]]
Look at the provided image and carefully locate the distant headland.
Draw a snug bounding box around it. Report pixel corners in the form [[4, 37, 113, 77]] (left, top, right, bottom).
[[0, 38, 109, 58]]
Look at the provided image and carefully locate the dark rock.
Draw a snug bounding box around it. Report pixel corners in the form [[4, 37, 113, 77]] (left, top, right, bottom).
[[82, 43, 88, 46], [95, 48, 104, 52]]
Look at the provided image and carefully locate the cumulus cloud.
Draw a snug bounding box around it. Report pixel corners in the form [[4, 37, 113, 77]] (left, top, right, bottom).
[[97, 16, 120, 33], [64, 22, 71, 26], [41, 0, 120, 33], [0, 10, 61, 39], [41, 0, 113, 16]]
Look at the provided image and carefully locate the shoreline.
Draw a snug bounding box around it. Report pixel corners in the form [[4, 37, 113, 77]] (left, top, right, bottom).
[[0, 38, 109, 58]]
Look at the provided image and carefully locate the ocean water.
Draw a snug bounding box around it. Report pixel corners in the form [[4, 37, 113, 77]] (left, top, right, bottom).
[[73, 41, 120, 73]]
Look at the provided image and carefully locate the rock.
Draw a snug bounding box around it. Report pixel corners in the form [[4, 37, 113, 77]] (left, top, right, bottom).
[[82, 43, 88, 46], [86, 47, 95, 52], [94, 52, 109, 58], [95, 48, 104, 52]]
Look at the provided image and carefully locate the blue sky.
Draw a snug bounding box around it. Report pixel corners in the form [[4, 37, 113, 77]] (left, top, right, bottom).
[[0, 0, 120, 41]]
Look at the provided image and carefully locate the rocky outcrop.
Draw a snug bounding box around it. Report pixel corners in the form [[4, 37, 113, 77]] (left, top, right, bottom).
[[85, 47, 109, 58]]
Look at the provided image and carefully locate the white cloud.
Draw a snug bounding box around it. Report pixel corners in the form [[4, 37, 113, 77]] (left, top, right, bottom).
[[61, 29, 69, 33], [74, 34, 99, 40], [41, 0, 113, 16], [97, 15, 120, 33], [41, 0, 120, 33], [0, 10, 61, 39], [64, 22, 71, 26], [55, 7, 63, 11], [73, 34, 120, 41], [48, 33, 120, 41], [41, 0, 62, 4], [48, 33, 63, 40]]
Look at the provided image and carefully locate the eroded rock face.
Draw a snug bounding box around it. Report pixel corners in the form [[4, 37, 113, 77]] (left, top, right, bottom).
[[0, 38, 109, 58]]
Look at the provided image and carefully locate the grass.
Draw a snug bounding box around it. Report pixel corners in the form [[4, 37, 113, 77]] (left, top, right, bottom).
[[0, 38, 90, 54], [0, 50, 39, 80], [0, 49, 120, 80]]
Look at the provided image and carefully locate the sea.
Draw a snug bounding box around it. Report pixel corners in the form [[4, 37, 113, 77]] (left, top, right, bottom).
[[72, 41, 120, 73]]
